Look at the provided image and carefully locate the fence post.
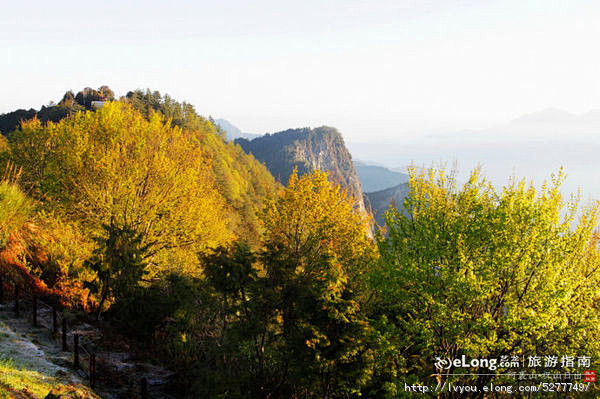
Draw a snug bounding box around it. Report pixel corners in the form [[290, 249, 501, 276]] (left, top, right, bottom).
[[14, 285, 19, 316], [90, 353, 96, 388], [52, 307, 57, 334], [141, 377, 148, 399], [32, 295, 37, 327], [73, 334, 80, 368], [62, 317, 67, 351]]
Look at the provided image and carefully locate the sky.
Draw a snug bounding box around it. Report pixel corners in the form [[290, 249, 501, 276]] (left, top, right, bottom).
[[3, 0, 600, 143]]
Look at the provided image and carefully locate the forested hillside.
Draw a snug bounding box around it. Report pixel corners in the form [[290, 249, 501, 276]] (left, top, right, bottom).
[[2, 88, 600, 398], [1, 88, 278, 246], [0, 86, 115, 135], [122, 90, 279, 244]]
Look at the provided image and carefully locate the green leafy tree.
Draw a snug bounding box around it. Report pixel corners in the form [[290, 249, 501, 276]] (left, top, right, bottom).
[[201, 243, 273, 397], [372, 166, 600, 396]]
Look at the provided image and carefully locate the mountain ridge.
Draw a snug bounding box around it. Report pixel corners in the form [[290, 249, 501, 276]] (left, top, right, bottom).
[[215, 118, 261, 141], [235, 126, 367, 214], [354, 160, 408, 192]]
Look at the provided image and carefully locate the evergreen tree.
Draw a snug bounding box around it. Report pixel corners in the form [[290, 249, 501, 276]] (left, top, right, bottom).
[[86, 221, 149, 319], [201, 170, 378, 398]]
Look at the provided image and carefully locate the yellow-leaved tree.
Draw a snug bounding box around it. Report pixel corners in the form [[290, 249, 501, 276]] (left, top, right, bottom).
[[9, 102, 233, 277], [261, 169, 375, 285], [198, 170, 379, 398], [259, 170, 377, 396]]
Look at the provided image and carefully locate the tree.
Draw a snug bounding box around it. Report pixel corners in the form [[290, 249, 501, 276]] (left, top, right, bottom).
[[9, 102, 233, 277], [372, 166, 600, 396], [0, 135, 8, 161], [201, 243, 273, 398], [260, 170, 378, 397], [123, 89, 279, 245], [200, 170, 378, 398], [59, 91, 75, 107], [98, 85, 115, 100], [85, 221, 149, 319], [261, 169, 375, 291]]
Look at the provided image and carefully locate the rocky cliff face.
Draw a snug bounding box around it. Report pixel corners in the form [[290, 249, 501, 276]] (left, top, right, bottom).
[[365, 182, 410, 228], [235, 126, 367, 213]]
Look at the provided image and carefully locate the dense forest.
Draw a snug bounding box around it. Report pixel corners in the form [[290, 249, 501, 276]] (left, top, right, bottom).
[[1, 87, 600, 398]]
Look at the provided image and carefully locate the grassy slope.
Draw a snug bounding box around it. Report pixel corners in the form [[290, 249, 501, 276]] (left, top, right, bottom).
[[0, 308, 99, 398]]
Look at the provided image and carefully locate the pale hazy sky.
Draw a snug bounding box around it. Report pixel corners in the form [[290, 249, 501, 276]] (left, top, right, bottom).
[[3, 0, 600, 142]]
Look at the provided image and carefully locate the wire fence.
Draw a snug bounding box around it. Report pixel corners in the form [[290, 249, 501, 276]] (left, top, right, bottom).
[[0, 274, 151, 398]]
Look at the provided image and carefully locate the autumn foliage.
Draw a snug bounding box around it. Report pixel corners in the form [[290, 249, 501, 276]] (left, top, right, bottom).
[[2, 88, 600, 398]]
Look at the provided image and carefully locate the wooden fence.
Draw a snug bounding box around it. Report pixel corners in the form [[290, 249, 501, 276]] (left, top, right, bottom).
[[0, 274, 151, 398]]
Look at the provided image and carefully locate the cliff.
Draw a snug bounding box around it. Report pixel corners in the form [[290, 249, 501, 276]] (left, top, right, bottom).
[[365, 182, 410, 228], [235, 126, 367, 213]]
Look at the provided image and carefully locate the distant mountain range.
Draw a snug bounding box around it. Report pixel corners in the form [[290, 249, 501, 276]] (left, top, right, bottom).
[[510, 108, 600, 126], [215, 119, 261, 141], [348, 108, 600, 202], [215, 107, 600, 230], [354, 160, 408, 192]]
